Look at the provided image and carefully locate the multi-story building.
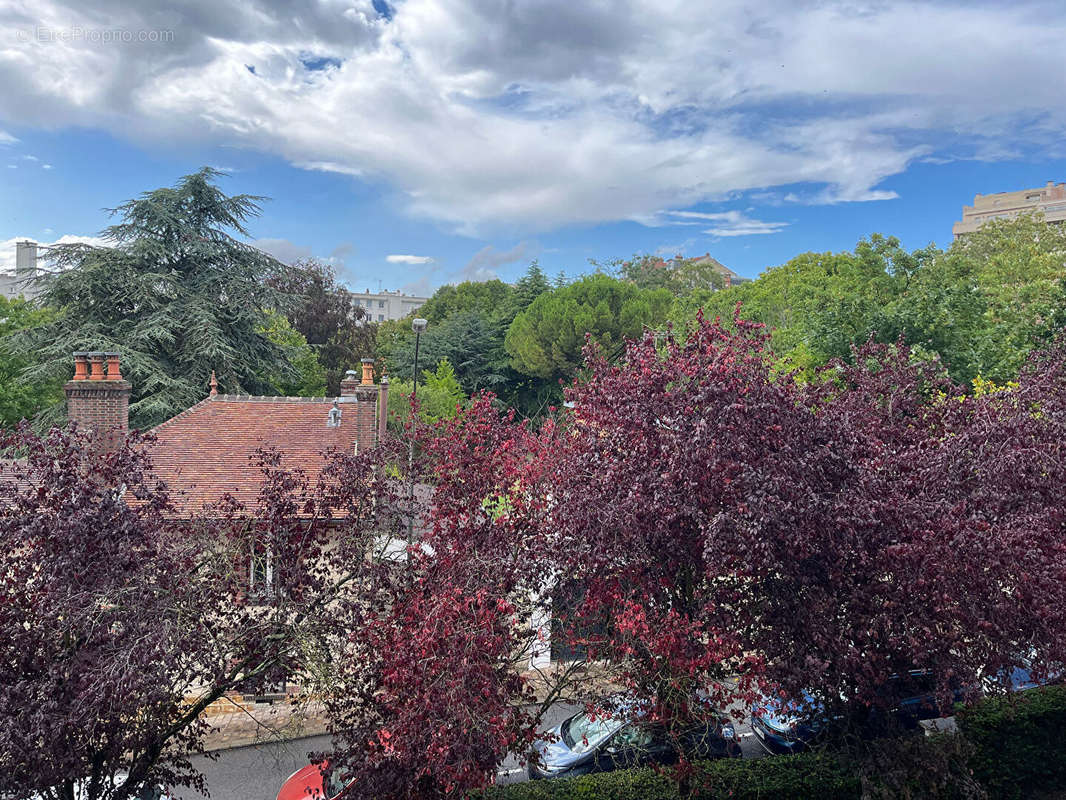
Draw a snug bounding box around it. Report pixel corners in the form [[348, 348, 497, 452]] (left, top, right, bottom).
[[0, 240, 41, 300], [350, 289, 429, 322], [952, 181, 1066, 239]]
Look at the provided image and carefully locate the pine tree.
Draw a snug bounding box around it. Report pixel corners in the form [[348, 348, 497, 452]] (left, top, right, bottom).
[[16, 168, 297, 429]]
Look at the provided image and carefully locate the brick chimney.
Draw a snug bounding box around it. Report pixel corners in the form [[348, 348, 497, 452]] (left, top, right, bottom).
[[65, 351, 131, 450], [338, 359, 380, 453]]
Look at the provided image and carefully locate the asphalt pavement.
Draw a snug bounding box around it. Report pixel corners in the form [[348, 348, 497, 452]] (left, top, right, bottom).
[[178, 702, 766, 799]]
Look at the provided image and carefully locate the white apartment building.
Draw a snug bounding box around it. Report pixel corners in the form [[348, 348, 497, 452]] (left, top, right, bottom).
[[953, 181, 1066, 239], [350, 289, 429, 322]]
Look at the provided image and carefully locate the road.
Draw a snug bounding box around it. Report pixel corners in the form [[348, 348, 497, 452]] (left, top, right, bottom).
[[179, 703, 766, 799]]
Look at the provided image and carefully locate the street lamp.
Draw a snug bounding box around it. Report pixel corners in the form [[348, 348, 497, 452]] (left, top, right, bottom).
[[411, 318, 428, 408], [407, 318, 428, 551]]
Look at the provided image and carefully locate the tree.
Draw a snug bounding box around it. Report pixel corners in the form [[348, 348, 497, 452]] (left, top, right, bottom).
[[671, 235, 922, 377], [0, 425, 403, 800], [415, 279, 516, 325], [259, 310, 327, 396], [14, 168, 297, 429], [536, 313, 1066, 744], [0, 296, 62, 427], [268, 259, 375, 395], [322, 395, 556, 800], [611, 253, 728, 295], [379, 265, 554, 416], [887, 214, 1066, 384], [504, 273, 673, 382], [386, 358, 468, 429]]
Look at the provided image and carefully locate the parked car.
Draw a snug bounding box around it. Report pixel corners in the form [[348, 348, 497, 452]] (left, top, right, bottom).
[[750, 671, 965, 755], [528, 701, 740, 780], [276, 761, 349, 800], [983, 655, 1063, 694], [748, 689, 826, 755]]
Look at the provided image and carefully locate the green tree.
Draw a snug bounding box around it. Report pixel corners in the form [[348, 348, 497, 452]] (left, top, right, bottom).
[[925, 213, 1066, 382], [505, 273, 673, 381], [607, 252, 731, 295], [672, 235, 927, 377], [387, 358, 467, 429], [0, 296, 63, 427], [416, 279, 515, 325], [379, 264, 555, 415], [14, 168, 296, 428], [258, 311, 327, 396]]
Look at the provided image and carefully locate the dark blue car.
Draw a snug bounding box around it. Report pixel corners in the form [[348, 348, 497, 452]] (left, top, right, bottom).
[[528, 702, 741, 780], [750, 671, 964, 755]]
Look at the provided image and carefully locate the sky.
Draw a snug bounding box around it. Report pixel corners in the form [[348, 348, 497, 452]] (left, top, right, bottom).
[[2, 0, 1066, 294]]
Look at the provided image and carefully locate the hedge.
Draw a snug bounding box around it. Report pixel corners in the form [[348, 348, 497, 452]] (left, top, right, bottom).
[[957, 683, 1066, 799], [480, 753, 860, 800], [483, 684, 1066, 800]]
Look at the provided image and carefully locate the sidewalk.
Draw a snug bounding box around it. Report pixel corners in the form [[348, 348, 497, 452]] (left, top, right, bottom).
[[200, 696, 328, 752]]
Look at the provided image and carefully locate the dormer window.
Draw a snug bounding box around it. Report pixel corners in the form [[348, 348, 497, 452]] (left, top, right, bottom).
[[327, 401, 342, 427]]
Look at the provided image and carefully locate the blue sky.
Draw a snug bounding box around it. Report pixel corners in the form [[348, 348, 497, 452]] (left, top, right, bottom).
[[2, 1, 1065, 293]]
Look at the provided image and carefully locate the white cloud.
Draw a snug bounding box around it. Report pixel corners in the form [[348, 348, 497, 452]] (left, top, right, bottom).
[[0, 1, 1063, 231], [666, 210, 789, 237], [250, 237, 313, 264], [386, 254, 435, 264], [42, 163, 52, 169], [461, 240, 538, 281], [0, 130, 16, 146]]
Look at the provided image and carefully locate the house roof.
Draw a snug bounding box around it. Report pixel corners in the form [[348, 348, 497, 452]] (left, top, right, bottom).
[[149, 394, 369, 514]]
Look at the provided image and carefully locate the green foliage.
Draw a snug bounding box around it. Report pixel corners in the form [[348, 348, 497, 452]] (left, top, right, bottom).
[[12, 168, 297, 428], [258, 311, 326, 396], [670, 220, 1066, 387], [387, 358, 468, 429], [0, 296, 63, 427], [908, 213, 1066, 384], [612, 253, 729, 296], [480, 754, 860, 800], [957, 684, 1066, 799], [378, 264, 555, 415], [672, 235, 919, 375], [505, 274, 673, 381], [483, 688, 1066, 800], [417, 279, 517, 325]]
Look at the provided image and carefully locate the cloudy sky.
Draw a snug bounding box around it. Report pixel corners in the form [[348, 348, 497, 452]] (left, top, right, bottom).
[[1, 0, 1065, 291]]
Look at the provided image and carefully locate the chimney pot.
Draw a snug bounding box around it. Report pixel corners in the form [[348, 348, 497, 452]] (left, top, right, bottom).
[[209, 370, 218, 397], [88, 352, 106, 381], [105, 352, 122, 381], [360, 358, 375, 386], [72, 352, 90, 381], [340, 369, 360, 397]]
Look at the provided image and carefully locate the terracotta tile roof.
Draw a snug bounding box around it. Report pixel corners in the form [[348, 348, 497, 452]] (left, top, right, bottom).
[[149, 395, 368, 514]]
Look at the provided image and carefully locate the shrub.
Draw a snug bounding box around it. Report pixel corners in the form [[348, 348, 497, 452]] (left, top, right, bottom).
[[480, 753, 861, 800], [957, 684, 1066, 799]]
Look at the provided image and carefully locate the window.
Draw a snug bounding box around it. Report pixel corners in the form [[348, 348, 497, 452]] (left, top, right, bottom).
[[378, 300, 385, 308], [378, 314, 385, 321], [249, 548, 274, 598]]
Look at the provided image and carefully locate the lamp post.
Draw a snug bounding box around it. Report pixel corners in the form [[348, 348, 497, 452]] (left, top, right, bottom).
[[407, 318, 428, 550]]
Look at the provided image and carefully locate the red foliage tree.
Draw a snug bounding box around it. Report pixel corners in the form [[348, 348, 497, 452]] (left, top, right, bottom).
[[0, 425, 401, 800], [543, 312, 1066, 733]]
